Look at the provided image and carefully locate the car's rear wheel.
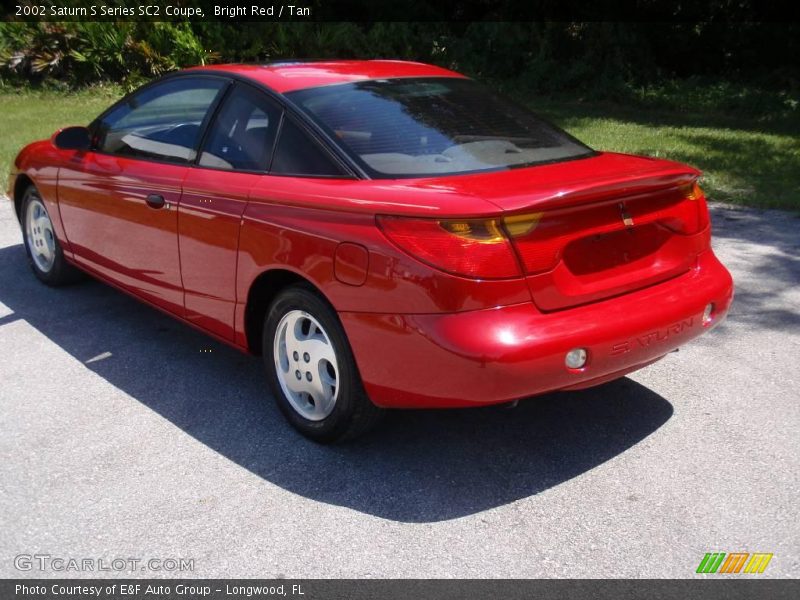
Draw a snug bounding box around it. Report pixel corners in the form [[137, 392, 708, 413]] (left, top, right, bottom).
[[21, 185, 83, 286], [263, 284, 383, 443]]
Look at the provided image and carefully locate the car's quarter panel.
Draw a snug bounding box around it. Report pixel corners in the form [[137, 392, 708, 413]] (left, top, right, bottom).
[[179, 169, 261, 340], [57, 152, 187, 314], [233, 175, 533, 348], [340, 250, 734, 409]]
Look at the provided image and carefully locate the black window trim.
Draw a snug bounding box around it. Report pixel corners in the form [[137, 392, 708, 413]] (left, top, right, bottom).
[[88, 70, 362, 180]]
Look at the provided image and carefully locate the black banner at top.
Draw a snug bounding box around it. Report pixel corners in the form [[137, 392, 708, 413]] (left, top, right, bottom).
[[2, 0, 799, 22]]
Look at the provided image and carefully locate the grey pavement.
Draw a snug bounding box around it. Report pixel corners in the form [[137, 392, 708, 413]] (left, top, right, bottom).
[[0, 197, 798, 578]]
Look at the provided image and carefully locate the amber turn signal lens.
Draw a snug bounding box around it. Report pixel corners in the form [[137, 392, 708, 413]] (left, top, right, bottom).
[[683, 181, 704, 201], [440, 219, 506, 242]]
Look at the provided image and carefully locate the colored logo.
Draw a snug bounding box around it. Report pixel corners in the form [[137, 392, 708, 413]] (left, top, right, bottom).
[[696, 552, 773, 574]]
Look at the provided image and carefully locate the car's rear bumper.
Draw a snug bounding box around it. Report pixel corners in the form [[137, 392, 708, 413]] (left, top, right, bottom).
[[340, 249, 733, 408]]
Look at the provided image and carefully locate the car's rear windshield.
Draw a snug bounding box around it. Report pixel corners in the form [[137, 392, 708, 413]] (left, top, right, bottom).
[[286, 77, 594, 178]]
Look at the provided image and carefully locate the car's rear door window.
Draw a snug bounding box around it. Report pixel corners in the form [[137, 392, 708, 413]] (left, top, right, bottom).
[[199, 84, 283, 171], [287, 77, 594, 178], [95, 77, 227, 163]]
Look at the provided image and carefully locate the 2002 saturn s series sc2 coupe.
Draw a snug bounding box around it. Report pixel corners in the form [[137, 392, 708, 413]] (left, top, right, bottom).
[[8, 60, 733, 442]]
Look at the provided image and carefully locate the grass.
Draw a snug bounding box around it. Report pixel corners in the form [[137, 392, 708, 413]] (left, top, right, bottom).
[[1, 87, 797, 211], [535, 99, 799, 211], [0, 86, 121, 193]]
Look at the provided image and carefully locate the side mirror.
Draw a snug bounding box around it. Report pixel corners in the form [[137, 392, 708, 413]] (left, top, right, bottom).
[[53, 126, 91, 151]]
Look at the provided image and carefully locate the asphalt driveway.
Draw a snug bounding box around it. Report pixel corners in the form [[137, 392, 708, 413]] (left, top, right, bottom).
[[1, 198, 798, 578]]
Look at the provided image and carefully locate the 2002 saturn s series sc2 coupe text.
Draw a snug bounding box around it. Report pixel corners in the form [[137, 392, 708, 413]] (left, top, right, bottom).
[[7, 60, 734, 442]]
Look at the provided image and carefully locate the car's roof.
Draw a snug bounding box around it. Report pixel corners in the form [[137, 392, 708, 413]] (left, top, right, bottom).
[[186, 60, 467, 94]]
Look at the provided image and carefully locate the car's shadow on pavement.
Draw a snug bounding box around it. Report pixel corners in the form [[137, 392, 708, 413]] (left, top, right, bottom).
[[0, 243, 673, 523]]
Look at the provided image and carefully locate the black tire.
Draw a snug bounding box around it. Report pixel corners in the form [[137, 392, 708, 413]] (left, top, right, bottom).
[[263, 284, 384, 443], [20, 186, 84, 286]]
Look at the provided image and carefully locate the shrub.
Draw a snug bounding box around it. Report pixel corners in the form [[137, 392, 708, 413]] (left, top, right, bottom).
[[0, 21, 216, 89]]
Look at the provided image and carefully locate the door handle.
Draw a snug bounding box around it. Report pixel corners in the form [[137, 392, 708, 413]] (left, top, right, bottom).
[[146, 194, 166, 209]]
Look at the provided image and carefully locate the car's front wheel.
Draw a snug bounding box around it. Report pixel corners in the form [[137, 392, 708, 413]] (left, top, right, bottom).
[[263, 284, 383, 443], [21, 185, 83, 286]]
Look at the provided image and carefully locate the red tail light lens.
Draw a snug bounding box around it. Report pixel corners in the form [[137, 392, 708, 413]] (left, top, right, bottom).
[[377, 216, 521, 279], [679, 181, 711, 232], [623, 181, 709, 234]]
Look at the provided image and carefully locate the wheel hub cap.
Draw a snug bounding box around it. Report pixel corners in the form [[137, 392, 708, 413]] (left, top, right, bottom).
[[25, 198, 56, 273], [274, 310, 339, 421]]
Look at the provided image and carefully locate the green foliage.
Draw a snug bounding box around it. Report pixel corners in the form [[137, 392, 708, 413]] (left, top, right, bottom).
[[626, 78, 799, 123], [0, 86, 122, 191], [0, 21, 797, 122], [533, 98, 800, 211], [0, 21, 215, 89], [193, 22, 445, 64]]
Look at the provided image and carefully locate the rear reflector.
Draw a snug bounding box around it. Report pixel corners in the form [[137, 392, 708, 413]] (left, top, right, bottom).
[[377, 216, 521, 279]]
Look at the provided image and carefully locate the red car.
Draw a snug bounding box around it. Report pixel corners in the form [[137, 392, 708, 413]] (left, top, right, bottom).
[[8, 60, 733, 442]]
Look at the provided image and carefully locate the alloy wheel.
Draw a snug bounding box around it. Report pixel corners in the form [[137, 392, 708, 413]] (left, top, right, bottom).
[[25, 197, 56, 273], [273, 309, 340, 421]]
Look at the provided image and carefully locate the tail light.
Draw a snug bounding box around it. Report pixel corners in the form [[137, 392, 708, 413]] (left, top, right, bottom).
[[377, 216, 521, 279], [503, 211, 563, 274], [678, 181, 711, 232], [378, 181, 709, 280]]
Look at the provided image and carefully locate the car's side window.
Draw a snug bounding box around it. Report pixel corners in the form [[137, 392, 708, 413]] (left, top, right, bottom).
[[270, 117, 346, 177], [95, 77, 227, 164], [199, 84, 282, 171]]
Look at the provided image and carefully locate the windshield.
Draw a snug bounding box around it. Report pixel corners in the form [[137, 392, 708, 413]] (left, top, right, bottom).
[[286, 77, 594, 178]]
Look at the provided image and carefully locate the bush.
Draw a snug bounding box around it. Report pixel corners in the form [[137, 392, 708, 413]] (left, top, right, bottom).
[[0, 21, 216, 89], [1, 21, 796, 122]]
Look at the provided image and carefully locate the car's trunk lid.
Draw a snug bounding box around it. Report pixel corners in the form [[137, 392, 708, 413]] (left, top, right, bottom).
[[431, 152, 710, 311]]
